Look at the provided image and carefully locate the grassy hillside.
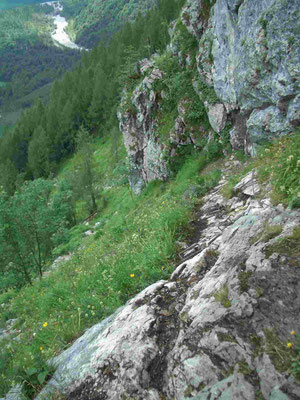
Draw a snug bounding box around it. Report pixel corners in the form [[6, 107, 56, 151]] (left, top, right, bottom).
[[0, 133, 222, 397], [1, 129, 299, 397]]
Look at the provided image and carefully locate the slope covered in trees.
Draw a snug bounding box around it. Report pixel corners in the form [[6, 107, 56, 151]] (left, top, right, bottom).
[[0, 0, 185, 190], [62, 0, 157, 47], [0, 0, 162, 133], [0, 3, 81, 131]]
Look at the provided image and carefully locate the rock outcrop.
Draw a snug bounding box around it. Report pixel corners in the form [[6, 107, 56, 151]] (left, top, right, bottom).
[[184, 0, 299, 151], [34, 165, 300, 400], [118, 60, 169, 194], [118, 0, 299, 190]]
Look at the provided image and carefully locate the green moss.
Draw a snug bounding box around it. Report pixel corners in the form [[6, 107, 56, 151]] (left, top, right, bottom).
[[206, 249, 220, 258], [49, 390, 67, 400], [259, 16, 268, 35], [255, 389, 264, 400], [221, 175, 241, 199], [214, 285, 231, 308], [221, 366, 234, 378], [193, 261, 205, 274], [261, 225, 283, 242], [184, 385, 193, 397], [265, 226, 300, 259], [238, 271, 252, 293], [256, 287, 264, 297], [191, 289, 200, 300], [217, 332, 237, 343], [201, 0, 217, 23], [250, 224, 283, 245]]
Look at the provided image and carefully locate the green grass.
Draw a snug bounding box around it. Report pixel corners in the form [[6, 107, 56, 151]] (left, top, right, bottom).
[[265, 226, 300, 259], [214, 285, 231, 308], [255, 129, 300, 208], [0, 135, 221, 396]]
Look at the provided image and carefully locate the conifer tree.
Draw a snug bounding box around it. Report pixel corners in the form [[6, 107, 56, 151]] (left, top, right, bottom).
[[28, 126, 50, 178]]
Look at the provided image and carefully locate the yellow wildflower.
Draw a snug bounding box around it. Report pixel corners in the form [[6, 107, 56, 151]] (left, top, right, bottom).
[[130, 274, 135, 278], [39, 347, 43, 351], [162, 201, 165, 204], [291, 331, 296, 335], [287, 342, 293, 348], [43, 322, 48, 328]]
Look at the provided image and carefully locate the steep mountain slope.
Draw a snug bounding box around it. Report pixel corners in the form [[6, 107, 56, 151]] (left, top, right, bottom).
[[118, 0, 299, 193], [35, 162, 300, 400], [62, 0, 157, 47], [0, 0, 299, 399], [0, 2, 81, 130]]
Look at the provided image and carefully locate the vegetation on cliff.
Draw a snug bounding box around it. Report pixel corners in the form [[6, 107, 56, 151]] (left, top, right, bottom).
[[0, 0, 299, 397]]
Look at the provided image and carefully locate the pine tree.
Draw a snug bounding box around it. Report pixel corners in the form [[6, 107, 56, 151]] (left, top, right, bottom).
[[28, 126, 50, 178]]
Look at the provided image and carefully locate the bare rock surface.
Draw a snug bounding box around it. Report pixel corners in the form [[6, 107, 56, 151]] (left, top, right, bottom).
[[118, 62, 168, 194], [34, 166, 300, 400], [182, 0, 299, 152], [118, 0, 299, 188]]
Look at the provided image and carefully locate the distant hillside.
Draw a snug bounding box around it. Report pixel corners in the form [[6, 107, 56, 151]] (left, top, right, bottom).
[[0, 2, 81, 128], [0, 0, 159, 128], [0, 0, 44, 11], [62, 0, 157, 48]]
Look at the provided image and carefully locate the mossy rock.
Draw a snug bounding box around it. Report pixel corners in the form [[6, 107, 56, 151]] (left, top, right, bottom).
[[238, 271, 253, 293], [214, 285, 231, 308], [265, 227, 300, 259]]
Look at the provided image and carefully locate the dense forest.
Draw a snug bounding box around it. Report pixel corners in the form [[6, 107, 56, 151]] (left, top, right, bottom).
[[62, 0, 157, 47], [0, 0, 164, 132], [0, 41, 81, 107], [0, 0, 185, 192], [0, 2, 81, 132]]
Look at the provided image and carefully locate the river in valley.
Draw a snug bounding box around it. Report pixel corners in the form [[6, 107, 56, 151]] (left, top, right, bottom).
[[41, 1, 85, 50]]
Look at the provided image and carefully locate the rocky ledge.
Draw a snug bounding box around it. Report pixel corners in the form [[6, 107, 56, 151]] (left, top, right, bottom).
[[118, 0, 299, 192], [32, 164, 300, 400]]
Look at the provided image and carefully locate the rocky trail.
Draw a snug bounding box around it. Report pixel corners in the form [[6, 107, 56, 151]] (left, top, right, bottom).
[[30, 161, 300, 400]]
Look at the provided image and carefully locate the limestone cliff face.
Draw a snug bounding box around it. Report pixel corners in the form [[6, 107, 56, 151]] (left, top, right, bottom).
[[118, 0, 299, 192], [184, 0, 299, 152]]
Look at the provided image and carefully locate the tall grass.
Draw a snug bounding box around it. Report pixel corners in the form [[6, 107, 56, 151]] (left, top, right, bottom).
[[0, 137, 221, 396]]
